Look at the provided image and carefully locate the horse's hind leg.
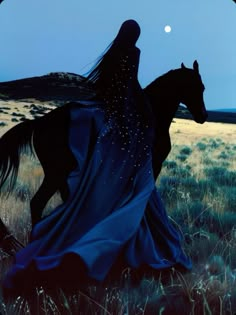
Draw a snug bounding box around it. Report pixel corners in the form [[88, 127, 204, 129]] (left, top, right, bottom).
[[30, 177, 58, 227], [59, 180, 70, 202]]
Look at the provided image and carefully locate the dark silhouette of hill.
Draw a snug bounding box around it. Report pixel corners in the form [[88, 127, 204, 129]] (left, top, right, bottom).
[[176, 105, 236, 124], [0, 72, 94, 102], [0, 72, 235, 124]]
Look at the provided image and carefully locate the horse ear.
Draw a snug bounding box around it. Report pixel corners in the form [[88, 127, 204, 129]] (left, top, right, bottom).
[[193, 60, 199, 73], [181, 62, 186, 69]]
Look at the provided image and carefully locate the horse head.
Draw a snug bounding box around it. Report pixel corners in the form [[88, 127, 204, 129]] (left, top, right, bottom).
[[179, 60, 207, 124]]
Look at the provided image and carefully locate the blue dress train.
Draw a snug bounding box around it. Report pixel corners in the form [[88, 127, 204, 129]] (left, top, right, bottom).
[[3, 103, 191, 290]]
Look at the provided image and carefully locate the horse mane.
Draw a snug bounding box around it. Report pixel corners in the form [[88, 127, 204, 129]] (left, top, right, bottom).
[[144, 69, 181, 95], [144, 66, 203, 102]]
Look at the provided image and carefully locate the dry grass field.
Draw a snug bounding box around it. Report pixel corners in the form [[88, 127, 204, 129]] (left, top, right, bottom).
[[170, 118, 236, 145], [0, 99, 56, 137], [0, 101, 236, 314]]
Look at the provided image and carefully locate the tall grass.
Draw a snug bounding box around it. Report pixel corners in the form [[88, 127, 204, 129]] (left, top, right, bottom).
[[0, 130, 236, 313]]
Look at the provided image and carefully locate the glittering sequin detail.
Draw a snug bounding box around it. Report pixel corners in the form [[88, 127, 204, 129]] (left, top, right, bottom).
[[96, 52, 153, 171]]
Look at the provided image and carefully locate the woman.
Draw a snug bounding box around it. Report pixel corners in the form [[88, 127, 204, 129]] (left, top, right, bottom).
[[3, 20, 191, 294]]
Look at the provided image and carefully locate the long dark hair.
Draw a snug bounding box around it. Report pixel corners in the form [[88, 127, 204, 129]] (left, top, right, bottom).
[[84, 20, 151, 132], [85, 19, 141, 92]]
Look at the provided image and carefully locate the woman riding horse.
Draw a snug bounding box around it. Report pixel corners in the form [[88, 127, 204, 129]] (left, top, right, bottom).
[[3, 20, 191, 293]]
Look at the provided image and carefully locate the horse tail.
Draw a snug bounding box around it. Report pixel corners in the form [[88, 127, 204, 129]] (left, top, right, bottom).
[[0, 218, 24, 256], [0, 119, 35, 192]]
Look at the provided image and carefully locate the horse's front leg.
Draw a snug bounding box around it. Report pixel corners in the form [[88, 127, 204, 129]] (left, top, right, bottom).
[[30, 177, 58, 227], [59, 180, 70, 203], [152, 132, 171, 180]]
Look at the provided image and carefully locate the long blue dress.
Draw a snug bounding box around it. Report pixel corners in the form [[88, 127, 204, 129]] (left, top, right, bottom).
[[3, 49, 191, 291]]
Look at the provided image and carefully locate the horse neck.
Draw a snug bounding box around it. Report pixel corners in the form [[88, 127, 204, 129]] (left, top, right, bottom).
[[144, 70, 181, 130]]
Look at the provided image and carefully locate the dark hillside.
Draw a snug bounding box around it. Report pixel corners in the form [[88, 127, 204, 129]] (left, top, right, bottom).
[[0, 72, 94, 102], [0, 73, 235, 124], [175, 105, 236, 124]]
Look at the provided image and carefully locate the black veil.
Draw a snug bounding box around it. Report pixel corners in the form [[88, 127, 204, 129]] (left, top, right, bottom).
[[83, 20, 152, 133]]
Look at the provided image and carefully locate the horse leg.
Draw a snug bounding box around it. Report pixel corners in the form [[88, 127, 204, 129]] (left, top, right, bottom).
[[30, 177, 58, 227], [59, 180, 70, 203]]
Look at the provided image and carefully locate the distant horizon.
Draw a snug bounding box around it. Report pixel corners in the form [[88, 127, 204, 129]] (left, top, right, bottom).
[[210, 108, 236, 112], [0, 70, 235, 111], [0, 0, 235, 110]]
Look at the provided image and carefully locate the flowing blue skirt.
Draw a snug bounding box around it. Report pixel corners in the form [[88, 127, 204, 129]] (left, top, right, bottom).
[[3, 105, 191, 290]]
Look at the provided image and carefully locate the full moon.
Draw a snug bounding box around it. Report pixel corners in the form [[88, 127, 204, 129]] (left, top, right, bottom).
[[164, 25, 172, 33]]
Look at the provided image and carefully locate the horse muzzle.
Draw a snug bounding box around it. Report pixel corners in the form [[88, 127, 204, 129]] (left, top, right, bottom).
[[195, 109, 208, 124]]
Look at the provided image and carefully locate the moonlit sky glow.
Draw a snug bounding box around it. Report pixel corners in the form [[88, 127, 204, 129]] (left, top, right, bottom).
[[0, 0, 236, 109]]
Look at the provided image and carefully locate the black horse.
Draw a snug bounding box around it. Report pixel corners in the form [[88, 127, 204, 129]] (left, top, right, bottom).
[[0, 61, 207, 235], [146, 60, 207, 178]]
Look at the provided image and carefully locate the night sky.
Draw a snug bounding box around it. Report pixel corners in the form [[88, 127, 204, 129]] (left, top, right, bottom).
[[0, 0, 235, 109]]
